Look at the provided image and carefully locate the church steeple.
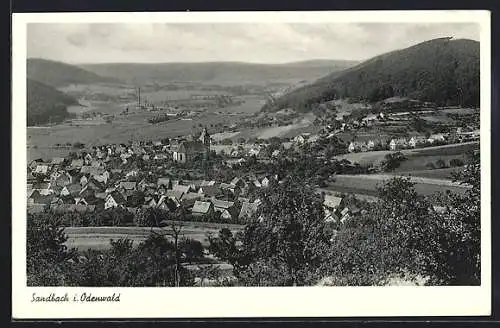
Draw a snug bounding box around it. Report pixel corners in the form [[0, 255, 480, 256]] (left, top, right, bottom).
[[199, 127, 210, 146]]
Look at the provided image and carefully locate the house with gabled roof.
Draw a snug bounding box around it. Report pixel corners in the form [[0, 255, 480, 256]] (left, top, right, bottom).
[[200, 180, 217, 187], [173, 184, 190, 194], [144, 195, 161, 208], [60, 183, 82, 197], [192, 201, 214, 217], [323, 194, 344, 219], [90, 160, 106, 169], [70, 159, 84, 169], [181, 192, 203, 208], [93, 170, 110, 184], [198, 185, 218, 198], [27, 203, 48, 214], [27, 171, 36, 183], [31, 193, 53, 207], [34, 164, 50, 175], [212, 199, 238, 220], [119, 181, 137, 192], [74, 197, 89, 206], [238, 201, 259, 221], [409, 136, 427, 148], [51, 157, 65, 166], [52, 171, 73, 187], [348, 141, 367, 153], [84, 153, 93, 164], [83, 178, 106, 192], [27, 189, 41, 205], [166, 189, 185, 202], [81, 166, 105, 176], [105, 191, 126, 209], [33, 181, 53, 195], [29, 159, 44, 170], [427, 133, 446, 144], [157, 195, 180, 211], [230, 177, 246, 189], [389, 138, 408, 150]]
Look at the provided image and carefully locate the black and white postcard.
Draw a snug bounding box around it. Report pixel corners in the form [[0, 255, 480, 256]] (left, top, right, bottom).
[[12, 10, 491, 318]]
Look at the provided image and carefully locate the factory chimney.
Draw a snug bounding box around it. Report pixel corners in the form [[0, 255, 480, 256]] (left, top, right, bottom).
[[137, 87, 141, 107]]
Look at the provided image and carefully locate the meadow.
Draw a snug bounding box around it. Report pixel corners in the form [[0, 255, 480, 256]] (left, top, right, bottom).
[[336, 141, 479, 167], [64, 221, 244, 251], [391, 167, 463, 180], [328, 174, 469, 199]]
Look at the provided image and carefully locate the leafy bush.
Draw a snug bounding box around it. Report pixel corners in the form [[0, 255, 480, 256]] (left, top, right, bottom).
[[435, 159, 447, 169], [426, 162, 436, 169], [381, 152, 407, 172], [449, 158, 464, 167]]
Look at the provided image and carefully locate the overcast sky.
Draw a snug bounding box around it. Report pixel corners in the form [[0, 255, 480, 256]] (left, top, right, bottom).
[[27, 23, 479, 64]]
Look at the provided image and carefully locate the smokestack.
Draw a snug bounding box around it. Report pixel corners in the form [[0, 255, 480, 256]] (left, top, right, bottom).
[[138, 87, 141, 107]]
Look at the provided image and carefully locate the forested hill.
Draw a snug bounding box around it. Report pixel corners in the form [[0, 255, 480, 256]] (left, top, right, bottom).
[[27, 79, 78, 126], [263, 37, 480, 112], [27, 58, 118, 87]]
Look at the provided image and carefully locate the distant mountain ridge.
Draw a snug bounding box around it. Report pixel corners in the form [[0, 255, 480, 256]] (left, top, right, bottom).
[[263, 37, 480, 112], [78, 60, 358, 85], [27, 58, 118, 87]]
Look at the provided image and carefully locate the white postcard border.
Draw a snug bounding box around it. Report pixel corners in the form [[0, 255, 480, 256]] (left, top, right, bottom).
[[12, 10, 491, 319]]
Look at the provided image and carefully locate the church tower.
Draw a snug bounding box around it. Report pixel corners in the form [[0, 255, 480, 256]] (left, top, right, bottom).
[[198, 127, 211, 158]]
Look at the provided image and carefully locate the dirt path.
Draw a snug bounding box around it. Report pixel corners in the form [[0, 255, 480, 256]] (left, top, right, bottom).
[[338, 174, 470, 188]]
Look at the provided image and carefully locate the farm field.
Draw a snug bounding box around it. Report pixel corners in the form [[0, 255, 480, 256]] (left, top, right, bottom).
[[336, 141, 479, 167], [439, 107, 478, 115], [64, 222, 244, 251], [59, 83, 134, 96], [390, 167, 463, 180], [328, 173, 469, 199], [27, 113, 247, 161]]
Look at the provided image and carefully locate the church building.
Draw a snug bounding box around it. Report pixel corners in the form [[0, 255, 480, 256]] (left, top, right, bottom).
[[173, 127, 211, 163]]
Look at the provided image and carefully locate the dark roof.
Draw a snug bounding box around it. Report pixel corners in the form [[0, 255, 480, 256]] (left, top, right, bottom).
[[120, 181, 137, 190], [182, 192, 202, 201], [199, 185, 218, 197], [157, 177, 171, 186], [28, 204, 47, 214], [51, 157, 65, 165], [109, 191, 126, 204], [178, 141, 206, 153], [173, 184, 190, 194], [212, 199, 234, 209], [70, 159, 84, 167], [65, 184, 82, 195], [166, 189, 184, 201]]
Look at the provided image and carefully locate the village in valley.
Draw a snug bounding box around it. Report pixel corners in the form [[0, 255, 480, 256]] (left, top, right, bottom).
[[27, 93, 480, 236]]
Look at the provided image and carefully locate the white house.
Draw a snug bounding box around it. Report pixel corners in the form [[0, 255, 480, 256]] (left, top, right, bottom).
[[389, 138, 408, 151], [104, 191, 126, 209], [427, 133, 446, 144], [348, 141, 366, 153], [409, 136, 427, 148]]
